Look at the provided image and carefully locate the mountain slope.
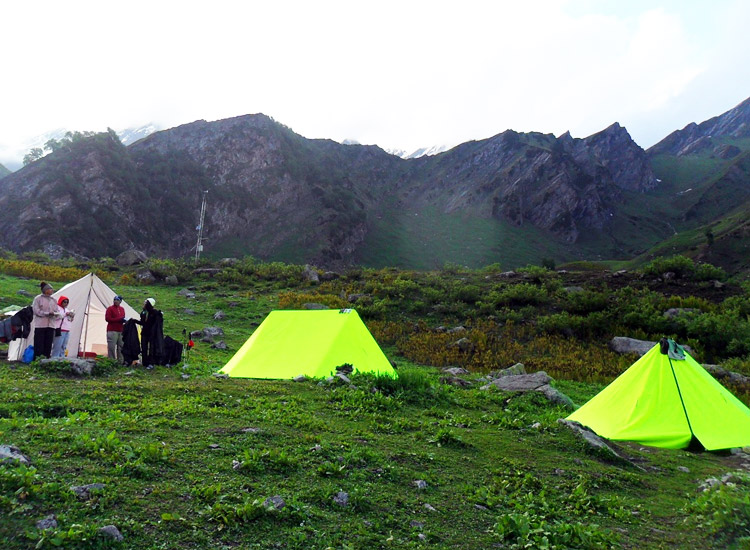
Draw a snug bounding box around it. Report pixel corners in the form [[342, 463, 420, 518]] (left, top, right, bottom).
[[0, 99, 749, 272], [636, 96, 750, 274]]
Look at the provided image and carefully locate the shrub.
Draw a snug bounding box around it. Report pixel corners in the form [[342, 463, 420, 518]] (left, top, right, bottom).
[[0, 259, 87, 283], [642, 255, 696, 278], [495, 283, 549, 306]]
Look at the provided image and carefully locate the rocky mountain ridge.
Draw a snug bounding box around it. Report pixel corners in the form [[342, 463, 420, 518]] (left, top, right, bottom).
[[0, 97, 748, 269]]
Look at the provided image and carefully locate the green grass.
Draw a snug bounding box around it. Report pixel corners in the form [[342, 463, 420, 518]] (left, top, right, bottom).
[[0, 361, 741, 549], [356, 203, 579, 270], [1, 263, 750, 548]]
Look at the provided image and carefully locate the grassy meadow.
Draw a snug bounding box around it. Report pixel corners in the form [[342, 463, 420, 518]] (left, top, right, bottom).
[[1, 255, 750, 549]]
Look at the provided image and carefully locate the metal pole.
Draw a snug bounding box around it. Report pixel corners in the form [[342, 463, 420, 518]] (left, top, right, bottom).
[[195, 190, 208, 263]]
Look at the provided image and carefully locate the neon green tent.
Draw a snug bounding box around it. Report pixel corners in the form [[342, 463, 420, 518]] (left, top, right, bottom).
[[566, 340, 750, 450], [220, 309, 396, 379]]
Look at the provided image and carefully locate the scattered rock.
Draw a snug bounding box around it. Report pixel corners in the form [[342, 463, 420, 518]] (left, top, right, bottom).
[[232, 460, 241, 470], [703, 364, 750, 388], [424, 503, 437, 512], [678, 466, 690, 473], [0, 445, 31, 466], [558, 420, 643, 470], [40, 358, 94, 376], [193, 268, 222, 276], [293, 375, 307, 382], [136, 270, 156, 284], [263, 495, 286, 510], [531, 422, 542, 429], [212, 373, 229, 379], [333, 491, 349, 507], [440, 376, 472, 387], [320, 271, 340, 281], [181, 374, 190, 380], [36, 515, 58, 530], [302, 265, 320, 284], [414, 480, 428, 490], [116, 249, 147, 266], [347, 293, 369, 303], [609, 337, 655, 356], [16, 289, 32, 297], [537, 384, 576, 410], [303, 303, 328, 310], [183, 309, 196, 315], [98, 525, 124, 542], [442, 367, 470, 376], [211, 341, 227, 350], [196, 326, 225, 343], [164, 275, 179, 286], [488, 363, 526, 378], [334, 373, 351, 384], [213, 310, 226, 320], [219, 258, 239, 266], [177, 288, 196, 299], [71, 483, 106, 500], [481, 371, 551, 392], [447, 326, 467, 334], [241, 427, 261, 433], [208, 444, 220, 449], [449, 337, 475, 353]]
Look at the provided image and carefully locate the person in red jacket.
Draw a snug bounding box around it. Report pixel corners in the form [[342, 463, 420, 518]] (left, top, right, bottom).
[[105, 295, 127, 363]]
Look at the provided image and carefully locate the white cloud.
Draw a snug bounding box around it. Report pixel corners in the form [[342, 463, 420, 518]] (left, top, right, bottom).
[[1, 0, 748, 164]]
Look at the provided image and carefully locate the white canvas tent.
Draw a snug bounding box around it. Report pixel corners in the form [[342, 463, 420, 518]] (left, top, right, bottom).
[[8, 273, 139, 360]]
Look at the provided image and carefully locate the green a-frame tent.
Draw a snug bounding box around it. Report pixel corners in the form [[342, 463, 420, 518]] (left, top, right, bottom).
[[566, 340, 750, 450], [220, 309, 396, 379]]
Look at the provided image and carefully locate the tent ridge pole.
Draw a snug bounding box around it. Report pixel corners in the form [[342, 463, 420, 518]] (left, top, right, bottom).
[[668, 356, 695, 440]]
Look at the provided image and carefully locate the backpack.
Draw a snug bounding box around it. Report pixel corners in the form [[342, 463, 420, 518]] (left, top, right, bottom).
[[22, 345, 35, 363]]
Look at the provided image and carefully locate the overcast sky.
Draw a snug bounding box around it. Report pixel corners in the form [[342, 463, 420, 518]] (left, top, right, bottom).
[[1, 0, 749, 166]]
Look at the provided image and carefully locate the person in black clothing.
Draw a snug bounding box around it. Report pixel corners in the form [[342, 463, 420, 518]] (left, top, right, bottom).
[[136, 298, 165, 367]]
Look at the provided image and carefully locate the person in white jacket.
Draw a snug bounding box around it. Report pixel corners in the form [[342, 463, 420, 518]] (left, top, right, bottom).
[[32, 282, 60, 358]]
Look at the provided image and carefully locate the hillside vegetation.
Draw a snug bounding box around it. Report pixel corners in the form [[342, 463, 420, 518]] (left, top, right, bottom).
[[1, 254, 750, 549]]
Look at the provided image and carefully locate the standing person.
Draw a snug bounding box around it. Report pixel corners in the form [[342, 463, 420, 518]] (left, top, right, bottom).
[[137, 298, 164, 368], [51, 296, 74, 358], [32, 282, 59, 359], [105, 295, 126, 363]]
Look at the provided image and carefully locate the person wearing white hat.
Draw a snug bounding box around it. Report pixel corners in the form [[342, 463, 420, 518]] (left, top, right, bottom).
[[137, 298, 164, 367]]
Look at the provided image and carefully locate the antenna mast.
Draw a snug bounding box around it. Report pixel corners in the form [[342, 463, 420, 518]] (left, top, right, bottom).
[[195, 190, 208, 263]]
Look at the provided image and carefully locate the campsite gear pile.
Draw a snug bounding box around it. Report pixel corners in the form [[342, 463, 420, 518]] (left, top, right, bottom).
[[220, 308, 396, 379], [0, 306, 33, 343], [566, 338, 750, 451], [6, 273, 182, 366], [8, 274, 140, 360]]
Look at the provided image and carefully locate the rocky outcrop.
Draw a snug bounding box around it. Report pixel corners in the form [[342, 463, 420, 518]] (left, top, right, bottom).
[[648, 97, 750, 158]]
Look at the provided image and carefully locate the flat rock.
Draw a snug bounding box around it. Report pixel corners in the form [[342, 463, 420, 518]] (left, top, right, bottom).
[[609, 337, 655, 356], [71, 483, 106, 500], [116, 249, 147, 266], [98, 525, 124, 541], [0, 445, 31, 465], [481, 371, 551, 391], [40, 358, 94, 376]]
